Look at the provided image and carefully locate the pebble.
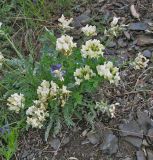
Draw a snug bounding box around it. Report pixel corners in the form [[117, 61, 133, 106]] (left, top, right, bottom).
[[50, 138, 60, 150], [87, 132, 100, 145], [100, 132, 118, 155], [143, 50, 152, 58], [136, 151, 146, 160], [129, 22, 148, 31], [137, 35, 153, 46]]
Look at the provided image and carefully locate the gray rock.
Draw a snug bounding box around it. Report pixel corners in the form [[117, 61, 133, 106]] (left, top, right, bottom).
[[100, 133, 118, 155], [27, 153, 35, 160], [129, 23, 148, 31], [121, 158, 133, 160], [137, 110, 152, 134], [146, 128, 153, 145], [143, 50, 152, 58], [146, 149, 153, 160], [106, 41, 117, 48], [124, 31, 131, 40], [124, 136, 142, 148], [137, 35, 153, 46], [104, 48, 116, 55], [74, 10, 91, 27], [118, 38, 127, 48], [50, 138, 60, 150], [136, 150, 146, 160], [87, 132, 100, 145], [62, 136, 70, 146], [119, 120, 143, 138]]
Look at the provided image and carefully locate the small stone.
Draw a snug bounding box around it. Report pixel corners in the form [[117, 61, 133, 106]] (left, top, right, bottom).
[[81, 140, 90, 145], [124, 136, 142, 148], [50, 138, 60, 150], [143, 50, 152, 58], [118, 38, 127, 48], [137, 35, 153, 46], [146, 128, 153, 145], [22, 150, 31, 158], [27, 153, 35, 160], [106, 41, 117, 48], [136, 151, 146, 160], [121, 158, 133, 160], [100, 133, 118, 155], [146, 149, 153, 160], [129, 22, 148, 31], [74, 10, 91, 27], [137, 110, 152, 134], [62, 137, 70, 146], [104, 48, 116, 55], [87, 132, 100, 145], [124, 31, 131, 40]]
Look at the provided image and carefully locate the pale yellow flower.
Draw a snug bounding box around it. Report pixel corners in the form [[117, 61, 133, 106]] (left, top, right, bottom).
[[81, 39, 104, 59], [81, 24, 97, 37], [7, 93, 25, 113], [56, 35, 76, 56], [58, 14, 73, 30]]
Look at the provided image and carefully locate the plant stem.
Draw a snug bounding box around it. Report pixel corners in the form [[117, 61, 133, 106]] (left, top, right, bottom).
[[0, 82, 8, 91], [4, 34, 23, 59]]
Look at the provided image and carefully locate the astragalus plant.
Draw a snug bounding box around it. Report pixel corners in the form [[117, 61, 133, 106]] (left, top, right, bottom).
[[0, 15, 121, 140]]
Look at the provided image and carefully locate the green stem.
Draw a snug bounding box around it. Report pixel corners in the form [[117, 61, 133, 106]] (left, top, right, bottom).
[[4, 34, 23, 59], [0, 82, 8, 91], [4, 62, 14, 71]]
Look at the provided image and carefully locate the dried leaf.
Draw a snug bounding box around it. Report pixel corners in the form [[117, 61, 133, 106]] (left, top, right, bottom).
[[130, 5, 140, 19]]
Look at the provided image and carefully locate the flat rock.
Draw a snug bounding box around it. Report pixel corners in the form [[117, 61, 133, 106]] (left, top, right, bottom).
[[118, 38, 127, 48], [87, 132, 100, 145], [100, 133, 118, 155], [143, 50, 152, 58], [146, 128, 153, 145], [136, 150, 146, 160], [106, 41, 117, 48], [124, 136, 142, 148], [146, 149, 153, 160], [73, 10, 91, 27], [104, 48, 116, 55], [129, 23, 148, 31], [62, 136, 70, 146], [119, 120, 143, 138], [121, 158, 133, 160], [50, 138, 60, 150], [137, 35, 153, 46], [137, 110, 152, 134], [124, 31, 131, 40]]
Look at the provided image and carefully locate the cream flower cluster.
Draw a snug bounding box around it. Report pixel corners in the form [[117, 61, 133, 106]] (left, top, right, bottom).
[[104, 16, 122, 38], [95, 101, 119, 118], [74, 65, 96, 85], [81, 24, 97, 37], [58, 14, 73, 30], [37, 80, 71, 105], [96, 61, 120, 85], [50, 81, 71, 106], [37, 80, 50, 102], [60, 85, 71, 107], [81, 39, 105, 59], [132, 53, 149, 70], [26, 100, 49, 128], [0, 52, 4, 68], [7, 93, 25, 113], [56, 35, 76, 56], [27, 80, 71, 128]]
